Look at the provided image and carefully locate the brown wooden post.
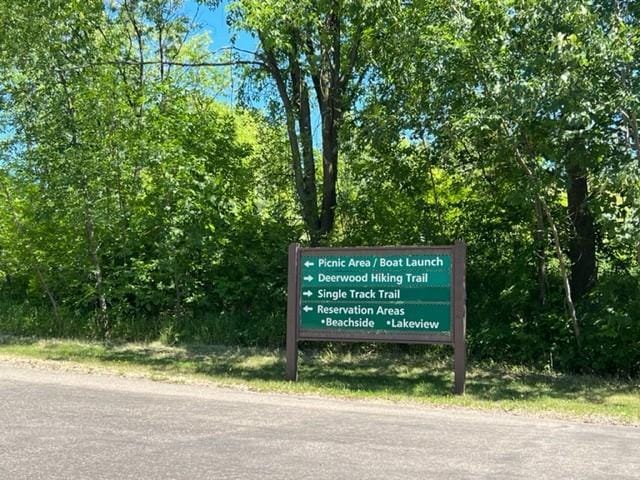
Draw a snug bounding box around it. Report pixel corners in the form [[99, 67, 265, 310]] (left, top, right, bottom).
[[453, 240, 467, 394], [286, 243, 300, 381]]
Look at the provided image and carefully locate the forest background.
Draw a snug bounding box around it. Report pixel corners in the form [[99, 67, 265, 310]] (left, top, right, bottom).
[[0, 0, 638, 376]]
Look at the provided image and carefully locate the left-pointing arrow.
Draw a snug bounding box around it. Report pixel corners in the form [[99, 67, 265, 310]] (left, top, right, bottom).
[[304, 260, 315, 267], [302, 305, 313, 312], [303, 275, 313, 282]]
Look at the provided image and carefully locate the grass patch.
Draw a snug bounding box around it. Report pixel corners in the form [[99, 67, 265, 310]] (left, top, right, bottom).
[[0, 336, 638, 425]]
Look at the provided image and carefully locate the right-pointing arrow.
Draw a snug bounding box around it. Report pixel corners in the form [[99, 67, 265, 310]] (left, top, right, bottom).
[[302, 290, 313, 297], [303, 275, 313, 282], [302, 305, 313, 312]]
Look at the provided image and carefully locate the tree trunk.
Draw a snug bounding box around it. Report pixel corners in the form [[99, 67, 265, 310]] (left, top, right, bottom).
[[509, 131, 581, 345], [260, 36, 322, 245], [84, 211, 109, 337], [319, 111, 339, 238], [566, 161, 597, 300], [318, 6, 341, 239], [533, 199, 548, 306]]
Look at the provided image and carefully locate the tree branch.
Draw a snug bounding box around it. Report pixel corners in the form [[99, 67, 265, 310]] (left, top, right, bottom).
[[99, 59, 266, 68], [340, 20, 363, 92]]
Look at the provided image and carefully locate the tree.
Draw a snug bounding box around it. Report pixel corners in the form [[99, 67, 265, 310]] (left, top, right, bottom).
[[230, 0, 391, 245], [0, 0, 297, 340]]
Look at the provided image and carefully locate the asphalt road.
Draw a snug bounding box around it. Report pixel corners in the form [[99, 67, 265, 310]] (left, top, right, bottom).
[[0, 361, 638, 480]]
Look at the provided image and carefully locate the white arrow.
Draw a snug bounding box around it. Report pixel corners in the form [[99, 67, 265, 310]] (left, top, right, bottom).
[[304, 260, 315, 267], [302, 290, 313, 297], [303, 275, 313, 282], [303, 305, 313, 312]]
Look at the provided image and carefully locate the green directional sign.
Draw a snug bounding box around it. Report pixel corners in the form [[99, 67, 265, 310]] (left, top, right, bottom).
[[299, 252, 452, 334], [286, 243, 468, 394]]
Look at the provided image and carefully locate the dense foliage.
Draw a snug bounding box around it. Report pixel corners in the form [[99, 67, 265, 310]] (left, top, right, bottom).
[[0, 0, 638, 376]]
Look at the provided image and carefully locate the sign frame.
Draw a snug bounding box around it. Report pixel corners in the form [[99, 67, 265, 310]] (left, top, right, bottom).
[[286, 241, 467, 394]]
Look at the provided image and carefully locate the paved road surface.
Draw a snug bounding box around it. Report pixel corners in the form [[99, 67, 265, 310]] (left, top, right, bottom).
[[0, 361, 638, 480]]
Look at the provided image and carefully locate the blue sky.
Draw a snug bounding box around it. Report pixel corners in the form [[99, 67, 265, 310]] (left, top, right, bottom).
[[183, 1, 257, 59], [184, 1, 232, 49]]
